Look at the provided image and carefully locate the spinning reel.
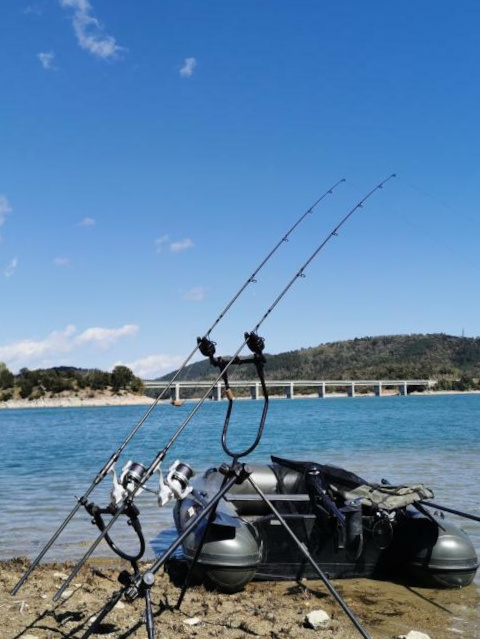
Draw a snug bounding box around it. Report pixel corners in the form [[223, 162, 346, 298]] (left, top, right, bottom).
[[82, 459, 195, 565]]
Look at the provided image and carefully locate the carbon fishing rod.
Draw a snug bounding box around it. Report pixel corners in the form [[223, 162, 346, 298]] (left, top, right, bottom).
[[12, 179, 345, 596], [53, 173, 396, 602], [421, 501, 480, 523]]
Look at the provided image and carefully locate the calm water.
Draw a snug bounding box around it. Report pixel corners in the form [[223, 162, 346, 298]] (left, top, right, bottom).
[[1, 394, 480, 574]]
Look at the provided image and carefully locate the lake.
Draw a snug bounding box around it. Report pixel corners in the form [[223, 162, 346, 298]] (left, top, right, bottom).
[[2, 394, 479, 579]]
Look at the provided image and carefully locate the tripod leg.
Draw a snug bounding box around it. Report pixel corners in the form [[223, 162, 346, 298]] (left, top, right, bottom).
[[247, 476, 373, 639], [144, 586, 155, 639]]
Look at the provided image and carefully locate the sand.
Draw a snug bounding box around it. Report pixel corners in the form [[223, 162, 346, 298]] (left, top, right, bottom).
[[0, 392, 156, 410], [3, 389, 480, 411], [1, 558, 479, 639]]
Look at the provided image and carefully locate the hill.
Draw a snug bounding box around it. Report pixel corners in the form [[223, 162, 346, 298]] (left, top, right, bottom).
[[159, 334, 480, 390]]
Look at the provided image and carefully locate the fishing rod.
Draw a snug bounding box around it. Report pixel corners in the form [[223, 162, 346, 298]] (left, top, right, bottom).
[[422, 501, 480, 523], [53, 173, 396, 602], [12, 178, 345, 597], [382, 478, 480, 524]]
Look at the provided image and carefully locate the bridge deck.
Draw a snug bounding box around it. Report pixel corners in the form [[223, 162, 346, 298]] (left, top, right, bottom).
[[143, 379, 433, 400]]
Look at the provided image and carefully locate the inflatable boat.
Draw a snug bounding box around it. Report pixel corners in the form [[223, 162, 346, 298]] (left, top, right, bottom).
[[173, 456, 478, 592]]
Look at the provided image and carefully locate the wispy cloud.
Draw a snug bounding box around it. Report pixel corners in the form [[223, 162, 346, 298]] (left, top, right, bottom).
[[59, 0, 125, 61], [170, 238, 194, 253], [78, 216, 96, 227], [37, 51, 55, 69], [53, 257, 71, 267], [155, 235, 194, 253], [4, 258, 18, 279], [24, 4, 43, 17], [155, 234, 170, 253], [0, 324, 138, 371], [180, 57, 197, 78], [0, 195, 12, 227], [184, 286, 207, 302], [0, 195, 12, 241], [123, 354, 184, 379]]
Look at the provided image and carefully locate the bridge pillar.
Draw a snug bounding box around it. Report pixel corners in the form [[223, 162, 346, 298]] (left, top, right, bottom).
[[399, 383, 408, 396], [347, 383, 355, 398], [317, 382, 326, 398], [216, 382, 222, 401], [285, 382, 294, 399], [250, 383, 260, 400], [375, 382, 382, 397]]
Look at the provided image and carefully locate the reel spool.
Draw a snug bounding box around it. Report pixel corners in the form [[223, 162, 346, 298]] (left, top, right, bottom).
[[159, 460, 195, 506]]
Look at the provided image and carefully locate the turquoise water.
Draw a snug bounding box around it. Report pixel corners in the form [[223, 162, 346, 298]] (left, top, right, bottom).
[[2, 394, 480, 569]]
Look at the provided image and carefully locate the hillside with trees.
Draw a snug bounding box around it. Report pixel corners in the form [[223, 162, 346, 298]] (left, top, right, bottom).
[[159, 334, 480, 391], [0, 364, 144, 402]]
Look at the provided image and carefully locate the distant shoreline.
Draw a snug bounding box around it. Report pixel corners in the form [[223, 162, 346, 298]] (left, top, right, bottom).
[[0, 392, 156, 410], [1, 389, 480, 410]]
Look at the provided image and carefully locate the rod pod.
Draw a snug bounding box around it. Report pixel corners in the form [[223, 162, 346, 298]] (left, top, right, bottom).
[[11, 179, 345, 597], [53, 174, 396, 602]]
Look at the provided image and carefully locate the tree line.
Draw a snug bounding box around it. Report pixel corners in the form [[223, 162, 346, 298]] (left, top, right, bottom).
[[0, 363, 144, 401]]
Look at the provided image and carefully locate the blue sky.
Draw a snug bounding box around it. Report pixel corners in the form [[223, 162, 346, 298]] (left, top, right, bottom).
[[1, 1, 479, 378]]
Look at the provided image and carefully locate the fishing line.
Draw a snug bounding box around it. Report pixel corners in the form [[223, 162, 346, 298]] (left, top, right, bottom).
[[12, 178, 345, 596], [52, 174, 395, 602], [376, 175, 480, 275]]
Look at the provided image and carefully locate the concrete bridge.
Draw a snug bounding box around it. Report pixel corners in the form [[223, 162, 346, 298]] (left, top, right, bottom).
[[143, 379, 435, 402]]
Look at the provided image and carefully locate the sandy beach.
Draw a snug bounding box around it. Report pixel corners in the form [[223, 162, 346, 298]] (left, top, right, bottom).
[[2, 558, 479, 639], [0, 392, 156, 410]]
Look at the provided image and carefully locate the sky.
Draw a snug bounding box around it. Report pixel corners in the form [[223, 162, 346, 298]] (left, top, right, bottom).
[[1, 0, 480, 378]]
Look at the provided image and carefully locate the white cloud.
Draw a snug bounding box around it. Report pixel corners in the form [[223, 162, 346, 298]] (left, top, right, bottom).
[[156, 235, 194, 253], [59, 0, 125, 60], [78, 216, 96, 227], [180, 57, 197, 78], [53, 256, 71, 267], [0, 195, 12, 227], [76, 324, 138, 349], [170, 238, 194, 253], [4, 258, 18, 279], [0, 325, 77, 367], [0, 324, 138, 370], [184, 286, 207, 302], [123, 354, 184, 379], [37, 51, 55, 69], [155, 234, 170, 253]]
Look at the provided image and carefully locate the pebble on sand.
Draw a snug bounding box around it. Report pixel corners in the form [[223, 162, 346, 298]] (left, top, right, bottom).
[[305, 609, 331, 629], [398, 631, 432, 639], [183, 617, 202, 626]]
